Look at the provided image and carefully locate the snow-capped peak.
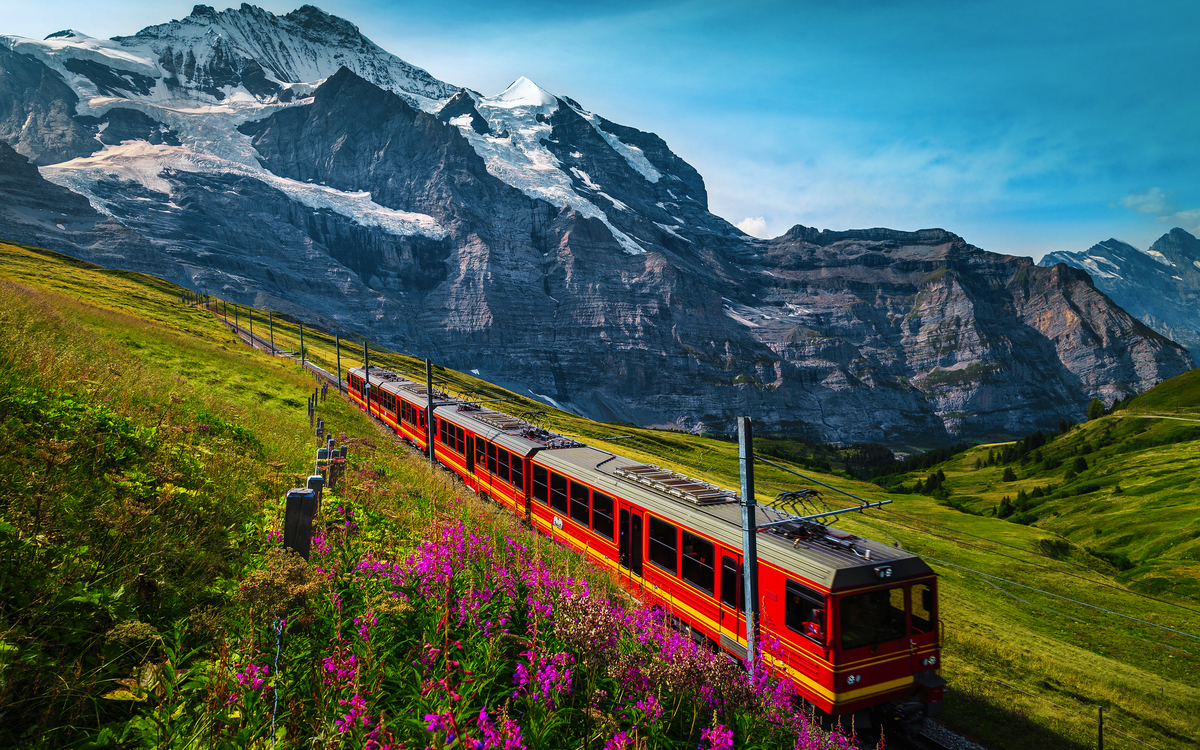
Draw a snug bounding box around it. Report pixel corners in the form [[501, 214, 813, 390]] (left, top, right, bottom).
[[44, 30, 91, 40], [488, 76, 557, 109]]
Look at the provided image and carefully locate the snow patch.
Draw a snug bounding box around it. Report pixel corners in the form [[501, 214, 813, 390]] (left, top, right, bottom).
[[654, 222, 690, 242], [40, 142, 449, 240], [1146, 249, 1175, 266], [597, 192, 629, 211], [529, 389, 564, 410], [1080, 258, 1122, 280], [1194, 260, 1200, 269], [564, 101, 661, 183], [452, 81, 645, 254], [470, 369, 480, 375], [571, 167, 601, 191]]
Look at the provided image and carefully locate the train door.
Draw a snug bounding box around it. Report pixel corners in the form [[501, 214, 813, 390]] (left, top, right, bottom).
[[523, 458, 532, 524], [618, 504, 644, 584], [718, 553, 746, 660], [466, 435, 475, 474]]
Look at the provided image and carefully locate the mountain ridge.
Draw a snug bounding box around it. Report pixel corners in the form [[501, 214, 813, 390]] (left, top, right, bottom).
[[1039, 229, 1200, 358], [0, 5, 1192, 445]]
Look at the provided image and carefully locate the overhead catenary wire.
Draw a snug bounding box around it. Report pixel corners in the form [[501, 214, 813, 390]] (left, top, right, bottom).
[[869, 508, 1200, 617], [919, 553, 1200, 641], [749, 450, 1200, 615], [747, 451, 1200, 642], [965, 673, 1172, 750], [876, 504, 1200, 610]]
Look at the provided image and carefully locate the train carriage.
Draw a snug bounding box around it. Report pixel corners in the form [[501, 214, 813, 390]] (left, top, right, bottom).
[[343, 366, 944, 728]]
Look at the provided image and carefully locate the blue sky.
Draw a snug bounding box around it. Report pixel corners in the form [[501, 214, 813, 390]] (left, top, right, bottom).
[[7, 0, 1199, 259]]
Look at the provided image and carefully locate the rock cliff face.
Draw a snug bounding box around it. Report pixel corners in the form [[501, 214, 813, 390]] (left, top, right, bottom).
[[0, 5, 1193, 446], [1040, 230, 1200, 360]]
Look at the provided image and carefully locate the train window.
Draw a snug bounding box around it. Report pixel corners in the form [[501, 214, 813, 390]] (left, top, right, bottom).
[[839, 588, 906, 651], [456, 425, 466, 454], [498, 448, 511, 483], [570, 481, 590, 525], [785, 580, 826, 644], [532, 465, 548, 504], [647, 516, 678, 575], [510, 455, 523, 491], [438, 419, 447, 445], [911, 582, 934, 633], [419, 408, 426, 429], [720, 557, 742, 609], [680, 531, 714, 595], [592, 491, 614, 540], [549, 472, 569, 513], [487, 443, 498, 475], [475, 437, 486, 466]]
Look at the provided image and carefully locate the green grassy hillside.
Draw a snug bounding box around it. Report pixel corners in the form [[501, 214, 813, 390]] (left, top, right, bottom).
[[882, 375, 1200, 600], [2, 240, 1198, 750]]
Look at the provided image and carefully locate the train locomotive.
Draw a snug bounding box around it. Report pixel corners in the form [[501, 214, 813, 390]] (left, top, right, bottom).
[[346, 366, 945, 728]]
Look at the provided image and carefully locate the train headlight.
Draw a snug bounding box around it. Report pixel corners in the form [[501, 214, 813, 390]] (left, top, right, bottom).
[[846, 674, 861, 686]]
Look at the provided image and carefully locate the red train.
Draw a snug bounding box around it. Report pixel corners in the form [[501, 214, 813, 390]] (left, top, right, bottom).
[[346, 366, 945, 729]]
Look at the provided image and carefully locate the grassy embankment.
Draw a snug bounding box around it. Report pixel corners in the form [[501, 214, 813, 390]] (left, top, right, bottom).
[[2, 240, 1198, 749], [230, 279, 1200, 750], [0, 241, 854, 749]]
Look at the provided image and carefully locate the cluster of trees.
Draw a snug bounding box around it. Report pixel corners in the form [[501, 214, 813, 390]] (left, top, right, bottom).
[[869, 442, 974, 480], [974, 430, 1052, 470]]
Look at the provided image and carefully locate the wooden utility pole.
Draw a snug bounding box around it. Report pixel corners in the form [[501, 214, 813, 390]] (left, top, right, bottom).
[[299, 322, 305, 364], [738, 416, 760, 676], [335, 335, 342, 392], [269, 312, 275, 354]]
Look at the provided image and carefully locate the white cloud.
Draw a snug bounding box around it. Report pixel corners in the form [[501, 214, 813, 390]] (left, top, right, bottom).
[[1121, 187, 1174, 216], [1120, 188, 1200, 234], [735, 216, 770, 238]]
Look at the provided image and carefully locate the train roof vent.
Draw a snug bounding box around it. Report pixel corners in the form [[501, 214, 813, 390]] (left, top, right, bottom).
[[473, 410, 525, 431], [467, 408, 585, 448], [614, 464, 737, 505], [366, 368, 404, 383], [403, 384, 450, 401]]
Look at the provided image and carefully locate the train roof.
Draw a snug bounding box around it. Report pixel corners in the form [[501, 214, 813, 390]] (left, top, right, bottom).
[[347, 366, 932, 591], [349, 366, 582, 456], [535, 446, 932, 591]]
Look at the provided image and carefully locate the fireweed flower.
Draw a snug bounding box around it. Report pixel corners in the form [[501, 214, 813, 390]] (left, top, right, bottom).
[[472, 708, 526, 750], [234, 662, 270, 691], [335, 693, 372, 732], [512, 650, 574, 709], [699, 723, 734, 750], [425, 711, 457, 743], [604, 730, 633, 750], [322, 640, 358, 686], [355, 610, 377, 642]]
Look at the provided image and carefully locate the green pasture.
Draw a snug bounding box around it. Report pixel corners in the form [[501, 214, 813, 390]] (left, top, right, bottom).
[[1, 240, 1198, 749]]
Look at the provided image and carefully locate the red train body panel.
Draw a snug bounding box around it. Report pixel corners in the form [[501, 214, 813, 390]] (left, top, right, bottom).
[[345, 367, 944, 726]]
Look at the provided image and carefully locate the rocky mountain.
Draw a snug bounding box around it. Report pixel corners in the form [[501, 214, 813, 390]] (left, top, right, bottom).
[[0, 4, 1193, 446], [1040, 230, 1200, 359]]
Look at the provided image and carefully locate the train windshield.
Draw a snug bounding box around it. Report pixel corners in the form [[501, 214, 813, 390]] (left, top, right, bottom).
[[839, 587, 906, 650]]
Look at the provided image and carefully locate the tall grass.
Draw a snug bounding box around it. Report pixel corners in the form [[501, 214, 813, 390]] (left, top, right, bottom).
[[0, 266, 857, 748]]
